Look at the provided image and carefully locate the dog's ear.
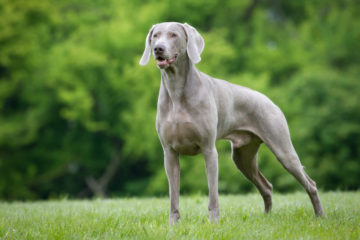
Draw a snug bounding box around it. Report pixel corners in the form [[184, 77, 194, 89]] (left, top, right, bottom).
[[139, 25, 156, 66], [182, 23, 204, 64]]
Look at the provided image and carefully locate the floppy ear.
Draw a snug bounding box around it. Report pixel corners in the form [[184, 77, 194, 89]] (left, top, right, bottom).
[[182, 23, 205, 64], [139, 25, 156, 66]]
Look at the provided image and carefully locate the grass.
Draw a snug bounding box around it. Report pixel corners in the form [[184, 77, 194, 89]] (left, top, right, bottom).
[[0, 192, 359, 240]]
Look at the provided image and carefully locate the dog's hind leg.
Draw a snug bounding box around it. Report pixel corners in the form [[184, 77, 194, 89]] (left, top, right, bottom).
[[268, 143, 324, 216], [254, 108, 325, 216], [232, 140, 273, 213], [260, 118, 325, 216]]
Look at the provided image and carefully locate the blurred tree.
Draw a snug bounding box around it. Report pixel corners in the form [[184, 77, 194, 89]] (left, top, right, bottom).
[[0, 0, 359, 200], [279, 67, 360, 190]]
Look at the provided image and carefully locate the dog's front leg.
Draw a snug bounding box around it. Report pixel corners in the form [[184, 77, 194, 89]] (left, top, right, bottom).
[[164, 148, 180, 225], [204, 147, 219, 223]]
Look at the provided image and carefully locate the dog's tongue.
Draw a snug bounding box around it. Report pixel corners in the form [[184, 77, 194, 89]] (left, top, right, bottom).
[[157, 59, 168, 67], [168, 57, 176, 64], [157, 57, 176, 67]]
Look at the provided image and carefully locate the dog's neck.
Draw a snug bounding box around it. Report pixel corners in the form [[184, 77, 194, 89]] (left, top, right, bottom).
[[160, 55, 196, 104]]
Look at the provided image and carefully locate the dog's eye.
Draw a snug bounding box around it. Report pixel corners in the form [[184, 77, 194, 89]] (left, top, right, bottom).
[[170, 33, 177, 38], [153, 33, 158, 38]]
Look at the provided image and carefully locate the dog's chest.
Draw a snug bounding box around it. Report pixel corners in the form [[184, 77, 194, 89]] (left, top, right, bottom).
[[159, 108, 202, 155]]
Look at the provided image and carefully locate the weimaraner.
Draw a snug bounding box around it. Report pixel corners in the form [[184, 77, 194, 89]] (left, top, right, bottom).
[[140, 22, 324, 224]]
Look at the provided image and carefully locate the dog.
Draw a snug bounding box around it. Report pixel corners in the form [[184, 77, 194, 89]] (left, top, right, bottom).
[[139, 22, 324, 224]]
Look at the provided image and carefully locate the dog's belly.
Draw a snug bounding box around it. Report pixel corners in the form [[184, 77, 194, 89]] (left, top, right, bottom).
[[161, 121, 201, 155]]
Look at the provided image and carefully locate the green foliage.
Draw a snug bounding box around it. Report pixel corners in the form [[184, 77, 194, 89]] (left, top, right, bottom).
[[0, 0, 359, 199], [0, 192, 360, 239], [279, 67, 360, 190]]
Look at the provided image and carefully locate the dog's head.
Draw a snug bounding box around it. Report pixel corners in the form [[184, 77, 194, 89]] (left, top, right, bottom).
[[139, 22, 204, 69]]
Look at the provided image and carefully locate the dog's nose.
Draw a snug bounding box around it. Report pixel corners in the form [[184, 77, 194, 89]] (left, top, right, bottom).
[[154, 44, 165, 54]]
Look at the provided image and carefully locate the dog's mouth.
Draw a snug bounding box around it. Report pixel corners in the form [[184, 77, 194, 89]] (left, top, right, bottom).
[[156, 55, 177, 68]]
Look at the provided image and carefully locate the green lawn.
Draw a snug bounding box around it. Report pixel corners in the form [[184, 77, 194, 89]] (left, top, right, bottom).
[[0, 192, 359, 239]]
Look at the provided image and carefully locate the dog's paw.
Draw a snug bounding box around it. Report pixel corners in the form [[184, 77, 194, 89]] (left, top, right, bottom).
[[169, 213, 180, 225], [209, 208, 219, 223]]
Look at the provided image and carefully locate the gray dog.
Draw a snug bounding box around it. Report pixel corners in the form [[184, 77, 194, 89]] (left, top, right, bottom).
[[140, 22, 324, 224]]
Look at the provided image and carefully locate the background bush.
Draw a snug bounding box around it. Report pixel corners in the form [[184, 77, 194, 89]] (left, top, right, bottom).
[[0, 0, 359, 200]]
